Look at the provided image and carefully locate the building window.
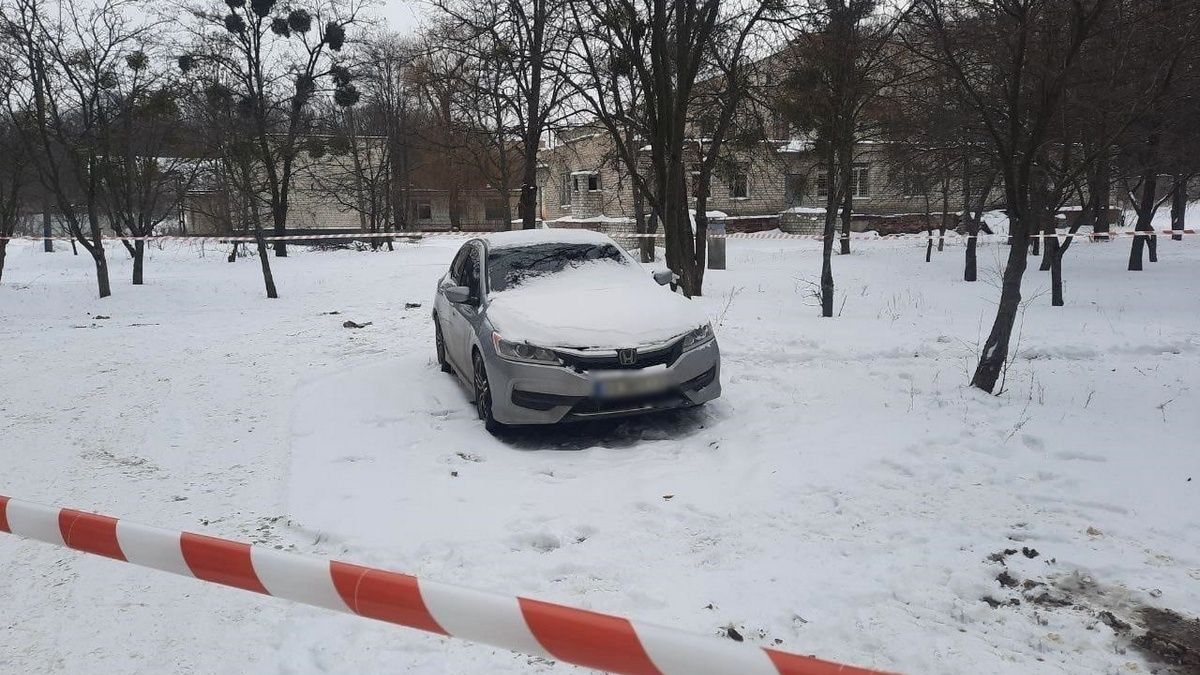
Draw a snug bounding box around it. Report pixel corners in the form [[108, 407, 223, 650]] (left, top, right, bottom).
[[852, 163, 870, 198], [729, 169, 749, 199], [414, 200, 432, 220], [816, 166, 870, 199], [484, 200, 507, 221], [560, 173, 572, 205], [587, 173, 600, 192], [898, 170, 927, 197], [785, 174, 805, 205]]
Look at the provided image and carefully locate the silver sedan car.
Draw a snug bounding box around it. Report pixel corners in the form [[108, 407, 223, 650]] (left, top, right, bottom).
[[432, 229, 721, 433]]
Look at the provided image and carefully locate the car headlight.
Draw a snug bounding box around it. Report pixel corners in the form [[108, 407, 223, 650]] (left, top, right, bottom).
[[492, 332, 563, 365], [681, 323, 715, 351]]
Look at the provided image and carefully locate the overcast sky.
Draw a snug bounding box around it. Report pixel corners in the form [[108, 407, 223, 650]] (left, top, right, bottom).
[[371, 0, 424, 36]]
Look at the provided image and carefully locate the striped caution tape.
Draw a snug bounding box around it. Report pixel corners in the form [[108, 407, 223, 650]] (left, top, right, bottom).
[[0, 228, 1194, 243], [0, 494, 894, 675]]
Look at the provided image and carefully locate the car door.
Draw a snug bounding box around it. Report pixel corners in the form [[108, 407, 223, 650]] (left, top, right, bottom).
[[438, 244, 471, 371], [449, 242, 484, 367]]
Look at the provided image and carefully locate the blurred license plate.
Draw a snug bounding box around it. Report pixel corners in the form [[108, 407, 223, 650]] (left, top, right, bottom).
[[593, 372, 671, 399]]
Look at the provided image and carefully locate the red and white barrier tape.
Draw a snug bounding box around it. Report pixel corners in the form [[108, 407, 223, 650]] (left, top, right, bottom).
[[0, 228, 1194, 243], [0, 494, 892, 675]]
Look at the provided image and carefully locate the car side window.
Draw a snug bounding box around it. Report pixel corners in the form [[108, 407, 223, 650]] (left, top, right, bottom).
[[463, 245, 482, 301], [449, 246, 468, 285]]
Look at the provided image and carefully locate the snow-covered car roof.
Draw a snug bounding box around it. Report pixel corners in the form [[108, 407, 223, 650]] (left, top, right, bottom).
[[481, 228, 619, 251]]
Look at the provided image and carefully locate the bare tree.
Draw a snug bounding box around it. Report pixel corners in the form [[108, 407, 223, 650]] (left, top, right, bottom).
[[564, 0, 778, 296], [0, 117, 31, 284], [1114, 5, 1200, 270], [357, 35, 420, 232], [779, 1, 911, 316], [304, 109, 393, 245], [426, 22, 522, 230], [1, 0, 160, 298], [431, 0, 573, 230], [908, 0, 1178, 392], [184, 0, 362, 257], [191, 79, 279, 297], [97, 53, 200, 284]]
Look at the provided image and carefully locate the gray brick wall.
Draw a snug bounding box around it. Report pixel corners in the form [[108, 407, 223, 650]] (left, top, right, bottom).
[[537, 131, 943, 233]]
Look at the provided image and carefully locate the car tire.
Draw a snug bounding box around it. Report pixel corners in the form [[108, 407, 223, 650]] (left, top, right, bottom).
[[472, 351, 503, 434], [434, 316, 452, 374]]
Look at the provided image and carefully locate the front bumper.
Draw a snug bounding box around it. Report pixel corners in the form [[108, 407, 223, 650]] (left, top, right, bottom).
[[487, 340, 721, 425]]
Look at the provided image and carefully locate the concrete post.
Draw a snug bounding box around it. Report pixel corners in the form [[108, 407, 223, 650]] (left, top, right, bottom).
[[707, 216, 726, 270]]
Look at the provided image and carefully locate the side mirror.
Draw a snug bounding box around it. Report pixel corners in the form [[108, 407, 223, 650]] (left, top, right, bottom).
[[444, 285, 472, 304], [652, 269, 674, 286]]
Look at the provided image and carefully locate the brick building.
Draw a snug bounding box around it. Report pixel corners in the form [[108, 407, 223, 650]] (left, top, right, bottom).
[[536, 125, 953, 239], [184, 135, 521, 236]]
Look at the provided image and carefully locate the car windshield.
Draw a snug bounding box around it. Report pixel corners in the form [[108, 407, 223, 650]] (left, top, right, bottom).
[[487, 242, 627, 292]]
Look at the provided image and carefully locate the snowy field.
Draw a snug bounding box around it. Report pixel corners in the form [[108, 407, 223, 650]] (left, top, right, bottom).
[[1, 231, 1198, 674]]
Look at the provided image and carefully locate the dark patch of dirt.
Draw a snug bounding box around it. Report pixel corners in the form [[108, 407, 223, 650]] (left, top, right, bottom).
[[1027, 590, 1074, 608], [997, 570, 1020, 588], [1132, 607, 1200, 674], [987, 548, 1018, 563], [982, 595, 1020, 609], [980, 546, 1200, 673], [1099, 611, 1131, 633]]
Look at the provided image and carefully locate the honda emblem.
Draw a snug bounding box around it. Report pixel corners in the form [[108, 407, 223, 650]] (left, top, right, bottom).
[[618, 348, 637, 366]]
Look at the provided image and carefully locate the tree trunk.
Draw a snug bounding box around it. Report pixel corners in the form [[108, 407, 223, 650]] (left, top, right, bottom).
[[971, 212, 1033, 393], [634, 181, 653, 263], [1128, 170, 1158, 271], [820, 150, 839, 317], [1092, 151, 1111, 240], [272, 202, 288, 258], [838, 142, 852, 255], [1047, 234, 1063, 306], [1170, 176, 1186, 241], [251, 203, 278, 298], [91, 246, 112, 298], [964, 230, 977, 279], [132, 239, 145, 285], [42, 200, 53, 252], [519, 146, 538, 230], [520, 18, 543, 232], [0, 239, 7, 284], [256, 232, 278, 299], [663, 164, 698, 297], [964, 165, 989, 282], [1039, 220, 1055, 272], [924, 192, 933, 263], [939, 173, 949, 252], [693, 201, 709, 296]]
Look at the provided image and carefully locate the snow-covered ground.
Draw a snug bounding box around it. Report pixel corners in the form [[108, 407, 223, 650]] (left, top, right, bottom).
[[1, 231, 1197, 674]]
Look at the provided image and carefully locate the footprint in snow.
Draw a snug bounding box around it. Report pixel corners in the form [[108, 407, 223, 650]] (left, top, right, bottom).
[[511, 532, 561, 553]]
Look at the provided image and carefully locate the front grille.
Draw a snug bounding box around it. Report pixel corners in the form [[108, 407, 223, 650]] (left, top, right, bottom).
[[555, 340, 682, 371]]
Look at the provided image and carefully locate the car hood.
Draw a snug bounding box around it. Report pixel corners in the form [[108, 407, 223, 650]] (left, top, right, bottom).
[[486, 265, 708, 349]]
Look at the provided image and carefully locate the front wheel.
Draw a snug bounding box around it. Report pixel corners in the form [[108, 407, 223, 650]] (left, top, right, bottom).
[[472, 351, 503, 434], [434, 316, 452, 373]]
